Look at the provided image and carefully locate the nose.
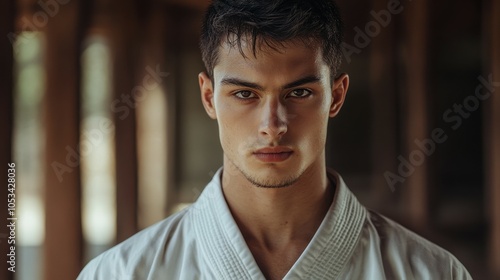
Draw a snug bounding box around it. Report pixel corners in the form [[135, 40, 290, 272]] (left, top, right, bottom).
[[259, 98, 288, 140]]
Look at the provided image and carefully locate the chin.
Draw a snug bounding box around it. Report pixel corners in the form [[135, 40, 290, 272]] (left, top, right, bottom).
[[248, 174, 299, 189], [245, 165, 303, 188]]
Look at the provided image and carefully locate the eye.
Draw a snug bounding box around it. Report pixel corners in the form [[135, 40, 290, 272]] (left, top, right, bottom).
[[288, 89, 312, 98], [234, 90, 257, 99]]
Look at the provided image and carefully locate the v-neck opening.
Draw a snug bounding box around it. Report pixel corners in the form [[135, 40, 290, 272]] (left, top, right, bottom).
[[192, 168, 366, 280]]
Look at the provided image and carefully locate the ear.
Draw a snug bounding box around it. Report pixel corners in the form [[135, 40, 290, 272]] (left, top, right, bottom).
[[329, 73, 349, 118], [199, 72, 217, 119]]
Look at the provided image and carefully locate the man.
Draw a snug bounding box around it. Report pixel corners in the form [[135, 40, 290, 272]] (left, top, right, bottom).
[[78, 0, 472, 279]]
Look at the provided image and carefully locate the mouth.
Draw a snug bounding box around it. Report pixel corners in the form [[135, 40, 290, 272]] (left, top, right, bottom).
[[253, 147, 293, 163]]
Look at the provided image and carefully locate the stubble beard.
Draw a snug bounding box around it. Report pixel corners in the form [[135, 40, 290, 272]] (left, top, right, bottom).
[[227, 156, 302, 189]]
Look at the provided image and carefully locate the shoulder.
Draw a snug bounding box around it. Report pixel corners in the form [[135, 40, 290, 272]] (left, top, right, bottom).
[[358, 210, 472, 279], [77, 207, 194, 280]]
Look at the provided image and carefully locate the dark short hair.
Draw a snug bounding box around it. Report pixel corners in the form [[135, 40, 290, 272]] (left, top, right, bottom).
[[200, 0, 344, 80]]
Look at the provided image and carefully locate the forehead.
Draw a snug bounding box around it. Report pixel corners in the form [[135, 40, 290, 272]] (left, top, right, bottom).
[[213, 38, 329, 83]]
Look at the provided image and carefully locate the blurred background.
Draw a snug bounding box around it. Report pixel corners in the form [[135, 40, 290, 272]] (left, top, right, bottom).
[[0, 0, 499, 279]]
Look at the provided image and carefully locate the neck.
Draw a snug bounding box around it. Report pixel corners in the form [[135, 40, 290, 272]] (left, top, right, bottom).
[[221, 158, 334, 251]]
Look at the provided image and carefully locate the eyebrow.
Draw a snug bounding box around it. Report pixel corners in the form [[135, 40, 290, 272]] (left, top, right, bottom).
[[220, 75, 321, 91]]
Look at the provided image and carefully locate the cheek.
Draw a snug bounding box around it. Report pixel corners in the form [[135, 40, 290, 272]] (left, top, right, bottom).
[[293, 108, 329, 148], [216, 98, 257, 135], [216, 111, 250, 154], [217, 119, 232, 146], [292, 97, 330, 127]]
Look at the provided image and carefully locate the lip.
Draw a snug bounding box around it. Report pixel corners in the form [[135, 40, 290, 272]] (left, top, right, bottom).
[[253, 147, 293, 163]]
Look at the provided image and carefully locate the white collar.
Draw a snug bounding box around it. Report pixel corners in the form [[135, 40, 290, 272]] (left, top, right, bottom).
[[191, 167, 367, 279]]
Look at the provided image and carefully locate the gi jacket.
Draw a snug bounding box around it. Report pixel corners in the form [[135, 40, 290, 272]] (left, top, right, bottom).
[[78, 168, 472, 280]]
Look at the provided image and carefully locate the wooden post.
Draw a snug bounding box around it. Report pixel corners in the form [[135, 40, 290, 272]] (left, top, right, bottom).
[[43, 0, 86, 279], [402, 0, 429, 230], [166, 0, 209, 10], [136, 2, 170, 228], [108, 0, 141, 242], [488, 0, 500, 276], [0, 0, 15, 279], [369, 0, 399, 209], [163, 6, 183, 215]]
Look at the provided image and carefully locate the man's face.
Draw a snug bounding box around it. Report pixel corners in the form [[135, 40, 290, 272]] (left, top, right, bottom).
[[199, 40, 348, 188]]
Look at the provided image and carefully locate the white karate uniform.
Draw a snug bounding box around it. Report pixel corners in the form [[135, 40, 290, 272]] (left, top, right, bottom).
[[78, 168, 472, 280]]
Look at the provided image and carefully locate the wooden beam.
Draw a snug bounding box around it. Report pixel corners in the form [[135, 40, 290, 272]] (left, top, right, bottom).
[[369, 0, 399, 209], [108, 0, 141, 243], [0, 0, 15, 279], [402, 0, 429, 230], [137, 4, 169, 228], [43, 0, 85, 279], [489, 0, 500, 276], [165, 0, 209, 11]]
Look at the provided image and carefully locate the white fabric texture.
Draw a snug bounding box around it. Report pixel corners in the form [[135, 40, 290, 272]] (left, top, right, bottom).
[[78, 168, 472, 280]]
